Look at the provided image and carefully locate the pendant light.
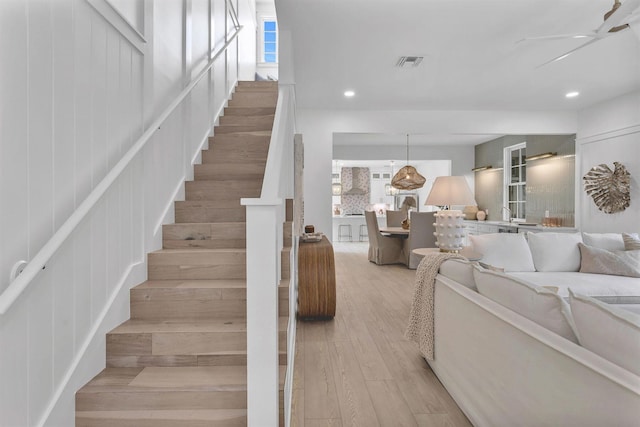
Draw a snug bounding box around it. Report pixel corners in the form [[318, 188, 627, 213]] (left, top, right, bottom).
[[392, 134, 426, 190]]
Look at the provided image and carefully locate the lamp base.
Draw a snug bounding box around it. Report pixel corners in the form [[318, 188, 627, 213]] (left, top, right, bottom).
[[434, 210, 466, 252]]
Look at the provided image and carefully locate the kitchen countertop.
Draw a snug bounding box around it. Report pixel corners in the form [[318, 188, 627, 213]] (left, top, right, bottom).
[[465, 220, 577, 232]]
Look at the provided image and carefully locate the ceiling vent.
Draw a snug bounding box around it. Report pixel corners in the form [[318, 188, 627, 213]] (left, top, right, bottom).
[[396, 56, 424, 68]]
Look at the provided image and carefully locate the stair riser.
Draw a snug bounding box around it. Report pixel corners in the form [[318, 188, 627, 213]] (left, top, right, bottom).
[[201, 145, 269, 165], [222, 106, 276, 116], [228, 92, 277, 107], [131, 289, 246, 320], [214, 124, 273, 134], [185, 180, 262, 199], [107, 352, 288, 368], [148, 264, 246, 280], [163, 223, 245, 239], [281, 249, 291, 277], [194, 165, 265, 182], [279, 285, 289, 317], [236, 81, 278, 90], [163, 223, 245, 249], [107, 331, 286, 357], [218, 115, 274, 127], [175, 206, 245, 223], [76, 390, 248, 412], [76, 414, 247, 427]]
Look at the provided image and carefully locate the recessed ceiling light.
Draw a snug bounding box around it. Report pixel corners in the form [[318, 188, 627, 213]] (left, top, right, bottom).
[[566, 91, 580, 98], [344, 90, 355, 97]]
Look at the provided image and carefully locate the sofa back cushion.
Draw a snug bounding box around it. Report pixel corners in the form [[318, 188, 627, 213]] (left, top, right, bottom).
[[473, 266, 578, 343], [569, 290, 640, 376], [469, 233, 535, 272], [439, 259, 477, 290], [582, 232, 625, 251], [527, 232, 583, 272]]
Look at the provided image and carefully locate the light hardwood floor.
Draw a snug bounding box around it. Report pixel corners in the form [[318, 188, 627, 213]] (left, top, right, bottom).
[[291, 242, 472, 427]]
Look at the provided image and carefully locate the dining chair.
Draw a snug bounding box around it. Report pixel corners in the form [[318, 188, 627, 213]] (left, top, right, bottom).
[[403, 211, 437, 269], [365, 210, 405, 265], [386, 210, 406, 227]]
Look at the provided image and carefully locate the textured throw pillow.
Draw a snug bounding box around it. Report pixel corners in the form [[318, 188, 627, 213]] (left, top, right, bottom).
[[473, 266, 578, 342], [623, 233, 640, 251], [469, 233, 536, 272], [581, 232, 625, 251], [527, 232, 583, 272], [569, 290, 640, 376], [578, 243, 640, 278]]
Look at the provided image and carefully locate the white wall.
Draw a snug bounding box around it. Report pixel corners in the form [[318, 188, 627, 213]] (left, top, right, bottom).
[[576, 90, 640, 232], [0, 0, 245, 425]]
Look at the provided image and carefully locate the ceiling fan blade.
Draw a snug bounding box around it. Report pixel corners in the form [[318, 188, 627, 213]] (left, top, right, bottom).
[[517, 32, 596, 43], [595, 0, 640, 35], [536, 38, 600, 68]]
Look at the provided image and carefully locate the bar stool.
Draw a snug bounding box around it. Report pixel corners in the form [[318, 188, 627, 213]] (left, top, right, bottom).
[[338, 224, 352, 241], [359, 224, 368, 241]]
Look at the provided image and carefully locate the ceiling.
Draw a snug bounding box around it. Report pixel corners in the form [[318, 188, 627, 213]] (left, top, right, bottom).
[[275, 0, 640, 146]]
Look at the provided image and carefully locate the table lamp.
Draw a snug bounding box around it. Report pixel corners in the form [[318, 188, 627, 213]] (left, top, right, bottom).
[[425, 176, 476, 252]]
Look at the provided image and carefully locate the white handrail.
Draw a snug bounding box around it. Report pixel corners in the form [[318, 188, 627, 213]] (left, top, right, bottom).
[[0, 24, 242, 316]]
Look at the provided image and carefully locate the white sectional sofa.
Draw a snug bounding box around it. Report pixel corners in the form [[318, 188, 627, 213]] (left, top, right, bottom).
[[427, 232, 640, 426]]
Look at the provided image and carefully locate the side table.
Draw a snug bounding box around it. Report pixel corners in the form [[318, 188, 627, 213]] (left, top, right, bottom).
[[297, 235, 336, 319]]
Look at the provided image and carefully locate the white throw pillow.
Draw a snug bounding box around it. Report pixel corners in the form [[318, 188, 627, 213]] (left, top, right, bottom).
[[473, 266, 578, 342], [469, 233, 536, 272], [582, 232, 625, 251], [578, 243, 640, 278], [569, 290, 640, 376], [527, 232, 583, 272]]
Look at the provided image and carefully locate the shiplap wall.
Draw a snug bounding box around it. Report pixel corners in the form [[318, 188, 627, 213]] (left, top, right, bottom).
[[0, 0, 243, 425]]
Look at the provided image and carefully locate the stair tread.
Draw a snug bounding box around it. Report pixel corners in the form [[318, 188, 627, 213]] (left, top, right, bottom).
[[110, 317, 287, 334]]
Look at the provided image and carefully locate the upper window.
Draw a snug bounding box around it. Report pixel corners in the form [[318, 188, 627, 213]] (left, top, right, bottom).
[[261, 19, 278, 63], [504, 143, 526, 221]]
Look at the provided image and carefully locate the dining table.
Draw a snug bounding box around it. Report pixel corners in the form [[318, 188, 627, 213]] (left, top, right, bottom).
[[379, 226, 410, 237]]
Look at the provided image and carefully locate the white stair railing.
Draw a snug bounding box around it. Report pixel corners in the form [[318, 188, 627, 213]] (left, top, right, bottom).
[[242, 83, 296, 426]]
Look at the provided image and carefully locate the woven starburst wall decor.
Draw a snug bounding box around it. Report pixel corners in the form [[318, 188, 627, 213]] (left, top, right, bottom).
[[583, 162, 630, 214]]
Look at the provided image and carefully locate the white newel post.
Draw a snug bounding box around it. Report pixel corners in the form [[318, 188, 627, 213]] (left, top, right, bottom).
[[244, 200, 281, 426]]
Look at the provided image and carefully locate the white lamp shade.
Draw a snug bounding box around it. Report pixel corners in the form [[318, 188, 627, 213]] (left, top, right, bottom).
[[425, 176, 476, 207], [425, 176, 476, 252]]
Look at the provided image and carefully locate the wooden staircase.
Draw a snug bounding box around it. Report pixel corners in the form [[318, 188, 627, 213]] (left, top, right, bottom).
[[76, 81, 290, 426]]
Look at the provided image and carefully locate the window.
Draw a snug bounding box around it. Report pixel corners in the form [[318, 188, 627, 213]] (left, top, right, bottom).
[[504, 143, 526, 221], [261, 19, 278, 63]]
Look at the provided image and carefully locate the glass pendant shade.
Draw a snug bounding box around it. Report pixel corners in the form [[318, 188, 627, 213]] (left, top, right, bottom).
[[332, 182, 342, 195]]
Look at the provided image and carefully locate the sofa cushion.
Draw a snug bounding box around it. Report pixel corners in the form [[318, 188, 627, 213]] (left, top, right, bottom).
[[473, 266, 578, 342], [623, 233, 640, 250], [469, 233, 535, 272], [582, 232, 625, 251], [569, 290, 640, 376], [439, 259, 477, 290], [509, 271, 640, 304], [527, 232, 582, 272], [579, 243, 640, 278]]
